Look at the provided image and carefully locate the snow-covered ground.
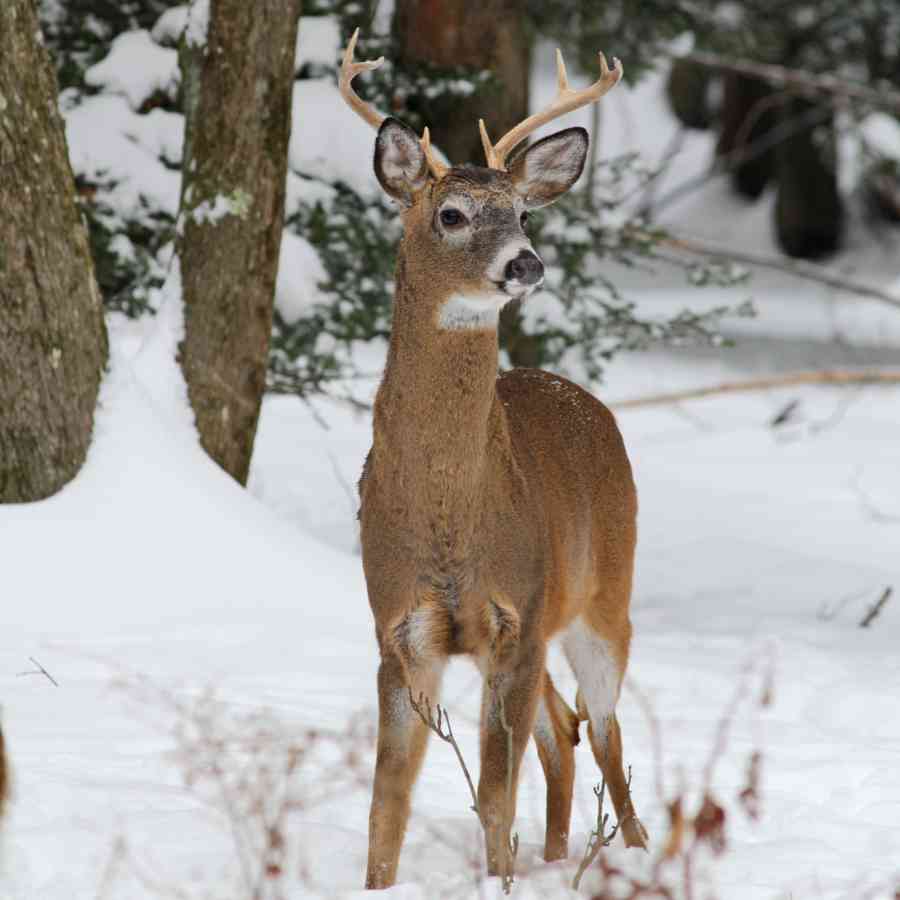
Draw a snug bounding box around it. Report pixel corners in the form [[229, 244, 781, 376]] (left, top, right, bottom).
[[2, 11, 899, 900], [2, 318, 898, 899]]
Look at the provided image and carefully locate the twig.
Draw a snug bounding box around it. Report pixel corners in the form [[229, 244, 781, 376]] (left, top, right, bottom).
[[327, 450, 358, 515], [625, 679, 666, 805], [16, 655, 59, 687], [408, 690, 480, 819], [859, 587, 893, 628], [851, 469, 900, 524], [496, 691, 519, 896], [571, 776, 622, 891], [611, 369, 900, 411], [661, 233, 900, 312], [686, 51, 900, 116]]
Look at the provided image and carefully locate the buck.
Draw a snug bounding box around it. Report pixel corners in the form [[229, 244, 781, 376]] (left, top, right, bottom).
[[341, 31, 648, 889]]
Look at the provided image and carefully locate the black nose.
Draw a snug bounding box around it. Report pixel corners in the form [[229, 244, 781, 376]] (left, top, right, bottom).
[[505, 250, 544, 286]]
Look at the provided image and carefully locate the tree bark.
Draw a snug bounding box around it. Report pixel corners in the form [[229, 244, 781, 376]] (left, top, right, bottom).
[[0, 0, 108, 503], [774, 98, 843, 259], [178, 0, 301, 485], [716, 73, 777, 199], [394, 0, 530, 166]]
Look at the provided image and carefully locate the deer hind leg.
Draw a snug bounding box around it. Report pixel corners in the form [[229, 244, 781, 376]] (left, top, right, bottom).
[[366, 604, 448, 890], [532, 670, 579, 862], [563, 617, 648, 849]]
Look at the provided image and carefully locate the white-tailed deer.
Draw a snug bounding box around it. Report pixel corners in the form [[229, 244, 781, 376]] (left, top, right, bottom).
[[342, 30, 648, 889]]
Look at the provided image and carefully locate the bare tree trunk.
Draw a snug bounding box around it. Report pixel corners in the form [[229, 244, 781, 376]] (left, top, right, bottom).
[[394, 0, 530, 166], [0, 0, 108, 503], [178, 0, 301, 484], [716, 73, 777, 199], [774, 97, 843, 259]]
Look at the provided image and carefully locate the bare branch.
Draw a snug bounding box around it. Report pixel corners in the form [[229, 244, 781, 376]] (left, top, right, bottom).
[[686, 52, 900, 116], [859, 586, 893, 628], [408, 689, 480, 818], [496, 691, 519, 895], [612, 369, 900, 411], [661, 233, 900, 313], [643, 101, 833, 219], [16, 655, 59, 687], [852, 470, 900, 524], [571, 775, 623, 891]]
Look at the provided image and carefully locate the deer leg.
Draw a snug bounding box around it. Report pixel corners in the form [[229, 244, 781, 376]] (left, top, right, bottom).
[[533, 670, 579, 862], [478, 642, 545, 880], [564, 617, 648, 849], [365, 651, 445, 889]]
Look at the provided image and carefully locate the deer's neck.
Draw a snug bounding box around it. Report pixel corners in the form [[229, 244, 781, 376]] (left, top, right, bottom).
[[370, 252, 507, 552]]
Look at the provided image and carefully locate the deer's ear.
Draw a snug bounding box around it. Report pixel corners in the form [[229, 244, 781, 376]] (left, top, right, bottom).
[[507, 127, 588, 209], [374, 118, 429, 206]]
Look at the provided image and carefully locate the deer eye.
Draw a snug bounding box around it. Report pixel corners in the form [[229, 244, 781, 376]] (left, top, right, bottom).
[[439, 208, 467, 228], [520, 211, 529, 228]]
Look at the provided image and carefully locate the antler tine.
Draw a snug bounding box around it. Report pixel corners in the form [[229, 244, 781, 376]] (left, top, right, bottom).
[[482, 48, 623, 170], [339, 27, 386, 131], [339, 28, 448, 180], [421, 127, 449, 180]]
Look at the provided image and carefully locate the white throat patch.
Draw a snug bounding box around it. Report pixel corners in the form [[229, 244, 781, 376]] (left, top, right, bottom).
[[438, 292, 509, 331]]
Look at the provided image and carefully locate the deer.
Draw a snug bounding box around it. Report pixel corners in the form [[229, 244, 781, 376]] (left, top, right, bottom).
[[340, 30, 648, 890]]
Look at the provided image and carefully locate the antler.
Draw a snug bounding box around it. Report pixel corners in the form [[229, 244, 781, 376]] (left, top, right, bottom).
[[479, 49, 623, 170], [339, 29, 449, 180]]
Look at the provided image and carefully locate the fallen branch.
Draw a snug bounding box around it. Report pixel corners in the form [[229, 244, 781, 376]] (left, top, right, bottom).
[[16, 655, 59, 687], [661, 233, 900, 313], [685, 52, 900, 116], [612, 369, 900, 411], [859, 586, 893, 628]]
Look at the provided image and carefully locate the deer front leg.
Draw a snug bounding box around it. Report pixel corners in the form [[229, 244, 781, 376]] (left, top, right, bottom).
[[366, 651, 444, 890], [478, 642, 545, 882]]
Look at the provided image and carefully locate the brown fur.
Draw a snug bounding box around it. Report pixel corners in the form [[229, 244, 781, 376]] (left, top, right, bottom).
[[359, 161, 646, 890]]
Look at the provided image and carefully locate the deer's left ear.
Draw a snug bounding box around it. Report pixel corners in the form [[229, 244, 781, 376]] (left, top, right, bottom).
[[507, 127, 589, 209]]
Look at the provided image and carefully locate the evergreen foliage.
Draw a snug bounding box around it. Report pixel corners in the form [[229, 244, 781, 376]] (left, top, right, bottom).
[[42, 0, 752, 403]]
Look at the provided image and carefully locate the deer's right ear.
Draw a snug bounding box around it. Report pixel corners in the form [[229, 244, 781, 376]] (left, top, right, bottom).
[[374, 118, 429, 206]]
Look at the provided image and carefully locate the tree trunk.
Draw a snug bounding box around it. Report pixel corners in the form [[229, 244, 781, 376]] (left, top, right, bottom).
[[0, 0, 108, 503], [716, 73, 777, 199], [774, 98, 843, 259], [667, 58, 713, 130], [178, 0, 301, 484], [394, 0, 530, 166]]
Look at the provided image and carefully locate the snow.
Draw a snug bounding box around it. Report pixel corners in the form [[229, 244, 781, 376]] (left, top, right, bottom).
[[84, 30, 179, 111], [65, 93, 181, 219], [860, 112, 900, 162], [184, 0, 210, 49], [296, 16, 342, 70], [150, 5, 189, 47], [4, 12, 900, 900], [276, 232, 329, 324], [288, 79, 383, 197], [3, 321, 899, 898]]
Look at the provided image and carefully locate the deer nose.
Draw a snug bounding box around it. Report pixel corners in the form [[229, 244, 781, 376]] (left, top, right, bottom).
[[505, 250, 544, 285]]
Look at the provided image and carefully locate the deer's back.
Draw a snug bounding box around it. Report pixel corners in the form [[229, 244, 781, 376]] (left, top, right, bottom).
[[496, 368, 637, 637]]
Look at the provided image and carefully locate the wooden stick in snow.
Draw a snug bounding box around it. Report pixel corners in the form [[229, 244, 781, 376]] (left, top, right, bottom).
[[611, 369, 900, 411]]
